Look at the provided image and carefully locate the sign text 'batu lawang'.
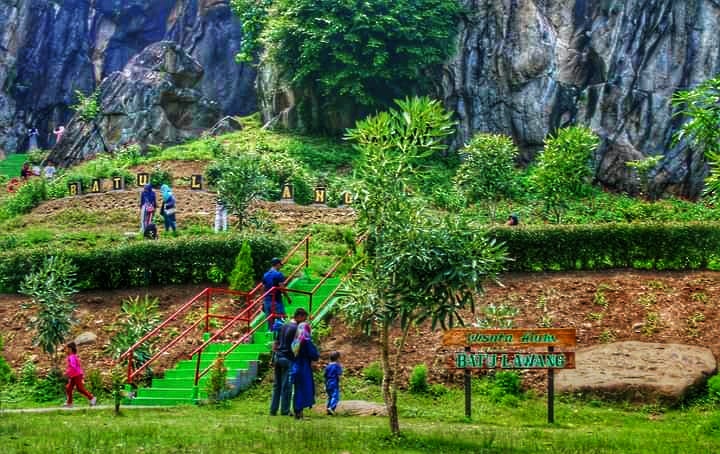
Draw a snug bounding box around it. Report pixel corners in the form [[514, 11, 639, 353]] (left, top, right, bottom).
[[453, 351, 575, 370]]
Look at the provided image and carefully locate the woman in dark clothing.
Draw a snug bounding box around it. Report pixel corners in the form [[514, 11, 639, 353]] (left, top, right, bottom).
[[139, 184, 157, 233], [290, 322, 319, 419]]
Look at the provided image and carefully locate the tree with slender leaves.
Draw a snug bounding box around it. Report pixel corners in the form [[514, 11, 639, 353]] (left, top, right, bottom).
[[672, 76, 720, 201], [71, 89, 109, 152], [530, 126, 599, 223], [455, 133, 519, 222], [19, 256, 78, 367], [343, 97, 507, 436]]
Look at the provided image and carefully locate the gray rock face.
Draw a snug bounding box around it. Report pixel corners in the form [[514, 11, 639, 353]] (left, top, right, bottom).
[[444, 0, 720, 197], [260, 1, 720, 197], [0, 0, 255, 154], [48, 42, 221, 166], [556, 341, 717, 405]]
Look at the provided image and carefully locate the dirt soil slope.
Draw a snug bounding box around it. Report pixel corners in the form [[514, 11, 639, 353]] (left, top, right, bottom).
[[2, 270, 719, 392]]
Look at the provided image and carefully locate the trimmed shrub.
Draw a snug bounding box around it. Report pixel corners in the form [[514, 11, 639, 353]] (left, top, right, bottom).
[[363, 361, 383, 385], [489, 222, 720, 272], [229, 241, 255, 291], [0, 235, 287, 292], [409, 364, 429, 394]]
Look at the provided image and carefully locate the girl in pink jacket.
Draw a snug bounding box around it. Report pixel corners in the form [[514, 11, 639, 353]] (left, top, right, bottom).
[[64, 342, 96, 407]]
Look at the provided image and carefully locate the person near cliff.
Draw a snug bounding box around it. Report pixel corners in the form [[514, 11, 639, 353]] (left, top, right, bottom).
[[27, 127, 39, 151], [139, 184, 157, 233], [214, 196, 228, 233], [53, 125, 65, 145], [160, 184, 177, 234]]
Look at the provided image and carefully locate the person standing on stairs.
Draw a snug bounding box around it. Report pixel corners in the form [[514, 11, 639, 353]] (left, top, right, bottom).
[[262, 257, 290, 330], [270, 307, 308, 416]]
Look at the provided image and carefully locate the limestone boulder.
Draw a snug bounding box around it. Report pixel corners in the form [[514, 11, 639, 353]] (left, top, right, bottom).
[[312, 400, 387, 416], [556, 341, 717, 405], [48, 41, 222, 167], [74, 331, 98, 346]]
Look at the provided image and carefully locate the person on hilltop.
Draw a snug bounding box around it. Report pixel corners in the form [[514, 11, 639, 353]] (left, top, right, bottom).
[[64, 342, 97, 408], [262, 257, 290, 330], [20, 162, 32, 181], [290, 321, 319, 420], [160, 184, 177, 235], [270, 307, 308, 417], [139, 184, 157, 234], [43, 161, 57, 179], [214, 196, 228, 233]]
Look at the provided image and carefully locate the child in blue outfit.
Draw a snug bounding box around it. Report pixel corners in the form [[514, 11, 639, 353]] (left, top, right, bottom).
[[324, 351, 342, 415]]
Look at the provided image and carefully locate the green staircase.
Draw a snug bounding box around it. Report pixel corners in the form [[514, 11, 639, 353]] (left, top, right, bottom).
[[127, 276, 343, 406]]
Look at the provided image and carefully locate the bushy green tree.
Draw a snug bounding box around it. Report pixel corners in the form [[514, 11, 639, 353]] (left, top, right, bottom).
[[455, 133, 519, 222], [210, 154, 268, 229], [19, 256, 78, 366], [530, 126, 599, 223], [672, 76, 720, 201], [234, 0, 460, 126], [229, 241, 255, 292], [343, 97, 507, 436]]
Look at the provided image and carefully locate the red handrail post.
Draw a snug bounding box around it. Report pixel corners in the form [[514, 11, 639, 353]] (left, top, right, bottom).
[[305, 236, 310, 270], [193, 350, 203, 394], [127, 356, 133, 383], [204, 289, 210, 334]]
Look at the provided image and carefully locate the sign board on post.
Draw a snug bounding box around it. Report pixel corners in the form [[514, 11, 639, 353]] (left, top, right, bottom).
[[68, 182, 82, 196], [90, 179, 102, 193], [136, 173, 149, 186], [280, 183, 293, 203], [112, 176, 124, 191], [341, 191, 353, 206], [314, 186, 327, 204], [442, 328, 576, 424], [190, 174, 203, 190]]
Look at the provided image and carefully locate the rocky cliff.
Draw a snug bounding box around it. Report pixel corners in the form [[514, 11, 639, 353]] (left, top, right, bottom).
[[443, 0, 720, 197], [0, 0, 255, 154]]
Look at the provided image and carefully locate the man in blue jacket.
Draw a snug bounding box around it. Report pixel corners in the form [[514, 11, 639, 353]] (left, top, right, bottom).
[[262, 257, 289, 330]]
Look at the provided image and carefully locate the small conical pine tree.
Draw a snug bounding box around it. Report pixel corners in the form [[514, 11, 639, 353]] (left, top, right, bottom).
[[229, 241, 254, 292]]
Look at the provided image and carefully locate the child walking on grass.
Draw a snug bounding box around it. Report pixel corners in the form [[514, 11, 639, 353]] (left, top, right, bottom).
[[64, 342, 96, 408], [324, 351, 342, 415]]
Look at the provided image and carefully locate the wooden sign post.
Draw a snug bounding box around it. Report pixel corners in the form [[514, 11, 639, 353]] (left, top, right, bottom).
[[112, 176, 124, 191], [190, 174, 203, 190], [442, 328, 576, 423], [136, 173, 150, 187], [90, 179, 102, 194], [341, 191, 353, 206], [313, 186, 327, 204], [280, 183, 293, 203], [68, 182, 82, 196]]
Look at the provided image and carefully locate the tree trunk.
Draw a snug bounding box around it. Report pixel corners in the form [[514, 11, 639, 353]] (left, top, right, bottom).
[[380, 323, 400, 435]]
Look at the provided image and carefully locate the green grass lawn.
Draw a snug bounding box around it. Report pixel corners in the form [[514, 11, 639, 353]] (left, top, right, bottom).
[[2, 380, 719, 453]]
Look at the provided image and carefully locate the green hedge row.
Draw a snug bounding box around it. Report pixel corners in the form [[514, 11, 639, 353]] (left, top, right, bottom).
[[0, 235, 288, 293], [489, 222, 720, 272]]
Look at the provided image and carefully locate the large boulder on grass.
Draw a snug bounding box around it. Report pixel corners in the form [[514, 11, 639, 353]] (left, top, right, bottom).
[[556, 341, 717, 405]]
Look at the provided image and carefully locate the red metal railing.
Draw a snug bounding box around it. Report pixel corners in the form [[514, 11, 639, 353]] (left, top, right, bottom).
[[120, 235, 313, 385], [121, 287, 251, 383]]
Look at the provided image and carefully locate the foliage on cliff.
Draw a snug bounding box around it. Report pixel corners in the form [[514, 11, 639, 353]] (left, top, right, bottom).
[[232, 0, 460, 113]]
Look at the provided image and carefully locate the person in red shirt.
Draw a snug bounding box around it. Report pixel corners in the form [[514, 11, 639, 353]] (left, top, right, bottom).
[[64, 342, 97, 407]]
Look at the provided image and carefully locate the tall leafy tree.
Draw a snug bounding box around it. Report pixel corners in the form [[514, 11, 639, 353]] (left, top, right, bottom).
[[19, 256, 78, 366], [344, 97, 507, 436], [530, 126, 599, 223], [208, 154, 268, 229], [454, 133, 519, 222]]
